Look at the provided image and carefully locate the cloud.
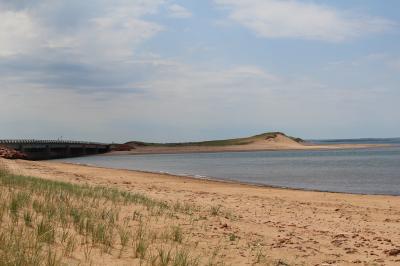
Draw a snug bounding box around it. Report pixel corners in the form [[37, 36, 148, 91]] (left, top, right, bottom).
[[136, 62, 280, 100], [0, 1, 398, 141], [0, 0, 165, 61], [1, 50, 399, 141], [167, 4, 192, 18], [0, 0, 168, 94], [0, 45, 309, 141], [214, 0, 395, 42], [0, 9, 41, 57]]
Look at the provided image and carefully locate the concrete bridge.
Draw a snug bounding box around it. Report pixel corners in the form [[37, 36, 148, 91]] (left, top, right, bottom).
[[0, 140, 110, 160]]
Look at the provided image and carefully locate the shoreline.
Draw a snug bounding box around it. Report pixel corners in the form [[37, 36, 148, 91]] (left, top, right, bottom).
[[107, 143, 391, 156], [59, 161, 400, 197], [3, 158, 400, 265]]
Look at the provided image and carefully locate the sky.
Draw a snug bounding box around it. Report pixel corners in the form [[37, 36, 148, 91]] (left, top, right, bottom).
[[0, 0, 399, 142]]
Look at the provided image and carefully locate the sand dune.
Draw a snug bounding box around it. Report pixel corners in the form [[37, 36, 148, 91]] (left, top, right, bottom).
[[111, 132, 387, 155]]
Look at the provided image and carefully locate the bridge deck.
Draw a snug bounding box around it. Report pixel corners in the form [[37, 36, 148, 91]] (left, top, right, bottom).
[[0, 140, 110, 160]]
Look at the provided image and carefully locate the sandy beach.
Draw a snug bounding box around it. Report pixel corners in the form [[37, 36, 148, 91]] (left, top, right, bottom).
[[2, 158, 400, 265], [2, 1, 398, 265]]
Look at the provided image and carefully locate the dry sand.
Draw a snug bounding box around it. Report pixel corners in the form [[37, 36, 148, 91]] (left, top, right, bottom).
[[3, 159, 400, 265], [112, 134, 388, 155]]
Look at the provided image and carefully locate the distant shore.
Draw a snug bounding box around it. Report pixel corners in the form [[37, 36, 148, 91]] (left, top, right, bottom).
[[108, 143, 390, 155], [111, 132, 390, 155], [3, 158, 400, 265]]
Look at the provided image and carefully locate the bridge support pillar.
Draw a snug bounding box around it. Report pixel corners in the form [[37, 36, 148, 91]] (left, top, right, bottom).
[[46, 145, 51, 159]]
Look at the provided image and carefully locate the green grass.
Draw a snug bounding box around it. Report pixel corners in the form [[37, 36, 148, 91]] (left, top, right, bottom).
[[210, 205, 221, 216], [0, 167, 206, 265], [0, 164, 286, 265], [171, 226, 183, 243]]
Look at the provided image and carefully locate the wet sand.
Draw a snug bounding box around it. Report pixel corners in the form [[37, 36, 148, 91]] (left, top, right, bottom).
[[3, 159, 400, 265]]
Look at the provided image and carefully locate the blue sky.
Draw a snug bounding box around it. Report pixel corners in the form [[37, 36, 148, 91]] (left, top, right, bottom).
[[0, 0, 399, 142]]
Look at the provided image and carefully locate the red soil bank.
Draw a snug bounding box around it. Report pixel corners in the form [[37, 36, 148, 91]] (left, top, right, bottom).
[[0, 146, 27, 159], [110, 144, 133, 151]]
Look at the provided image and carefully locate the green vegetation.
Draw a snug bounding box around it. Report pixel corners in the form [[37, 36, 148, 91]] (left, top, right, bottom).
[[0, 167, 203, 265], [0, 164, 288, 265], [210, 205, 221, 216], [126, 132, 303, 147]]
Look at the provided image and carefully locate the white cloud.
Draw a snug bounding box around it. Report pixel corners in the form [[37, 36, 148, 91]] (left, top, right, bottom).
[[80, 14, 162, 61], [1, 1, 399, 141], [99, 58, 400, 141], [167, 4, 192, 18], [0, 0, 165, 60], [1, 52, 399, 141], [0, 10, 41, 57], [214, 0, 394, 42]]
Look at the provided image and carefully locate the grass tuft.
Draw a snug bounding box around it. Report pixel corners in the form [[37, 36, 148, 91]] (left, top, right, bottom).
[[0, 170, 188, 265]]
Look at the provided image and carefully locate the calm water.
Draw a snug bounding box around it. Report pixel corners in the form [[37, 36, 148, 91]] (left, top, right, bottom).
[[57, 139, 400, 195]]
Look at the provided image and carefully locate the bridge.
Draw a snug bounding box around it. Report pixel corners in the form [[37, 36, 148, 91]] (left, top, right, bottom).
[[0, 140, 110, 160]]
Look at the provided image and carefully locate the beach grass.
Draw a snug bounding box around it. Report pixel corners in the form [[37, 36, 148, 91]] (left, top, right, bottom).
[[2, 158, 398, 265], [0, 162, 294, 265], [0, 166, 207, 265]]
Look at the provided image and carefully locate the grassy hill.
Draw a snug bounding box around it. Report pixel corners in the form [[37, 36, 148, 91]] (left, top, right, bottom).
[[126, 132, 304, 147]]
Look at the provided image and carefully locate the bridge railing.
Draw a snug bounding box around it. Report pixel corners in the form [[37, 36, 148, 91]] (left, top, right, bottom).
[[0, 140, 109, 145]]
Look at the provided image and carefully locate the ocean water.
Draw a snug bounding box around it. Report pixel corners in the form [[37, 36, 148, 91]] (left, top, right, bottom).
[[57, 139, 400, 195]]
